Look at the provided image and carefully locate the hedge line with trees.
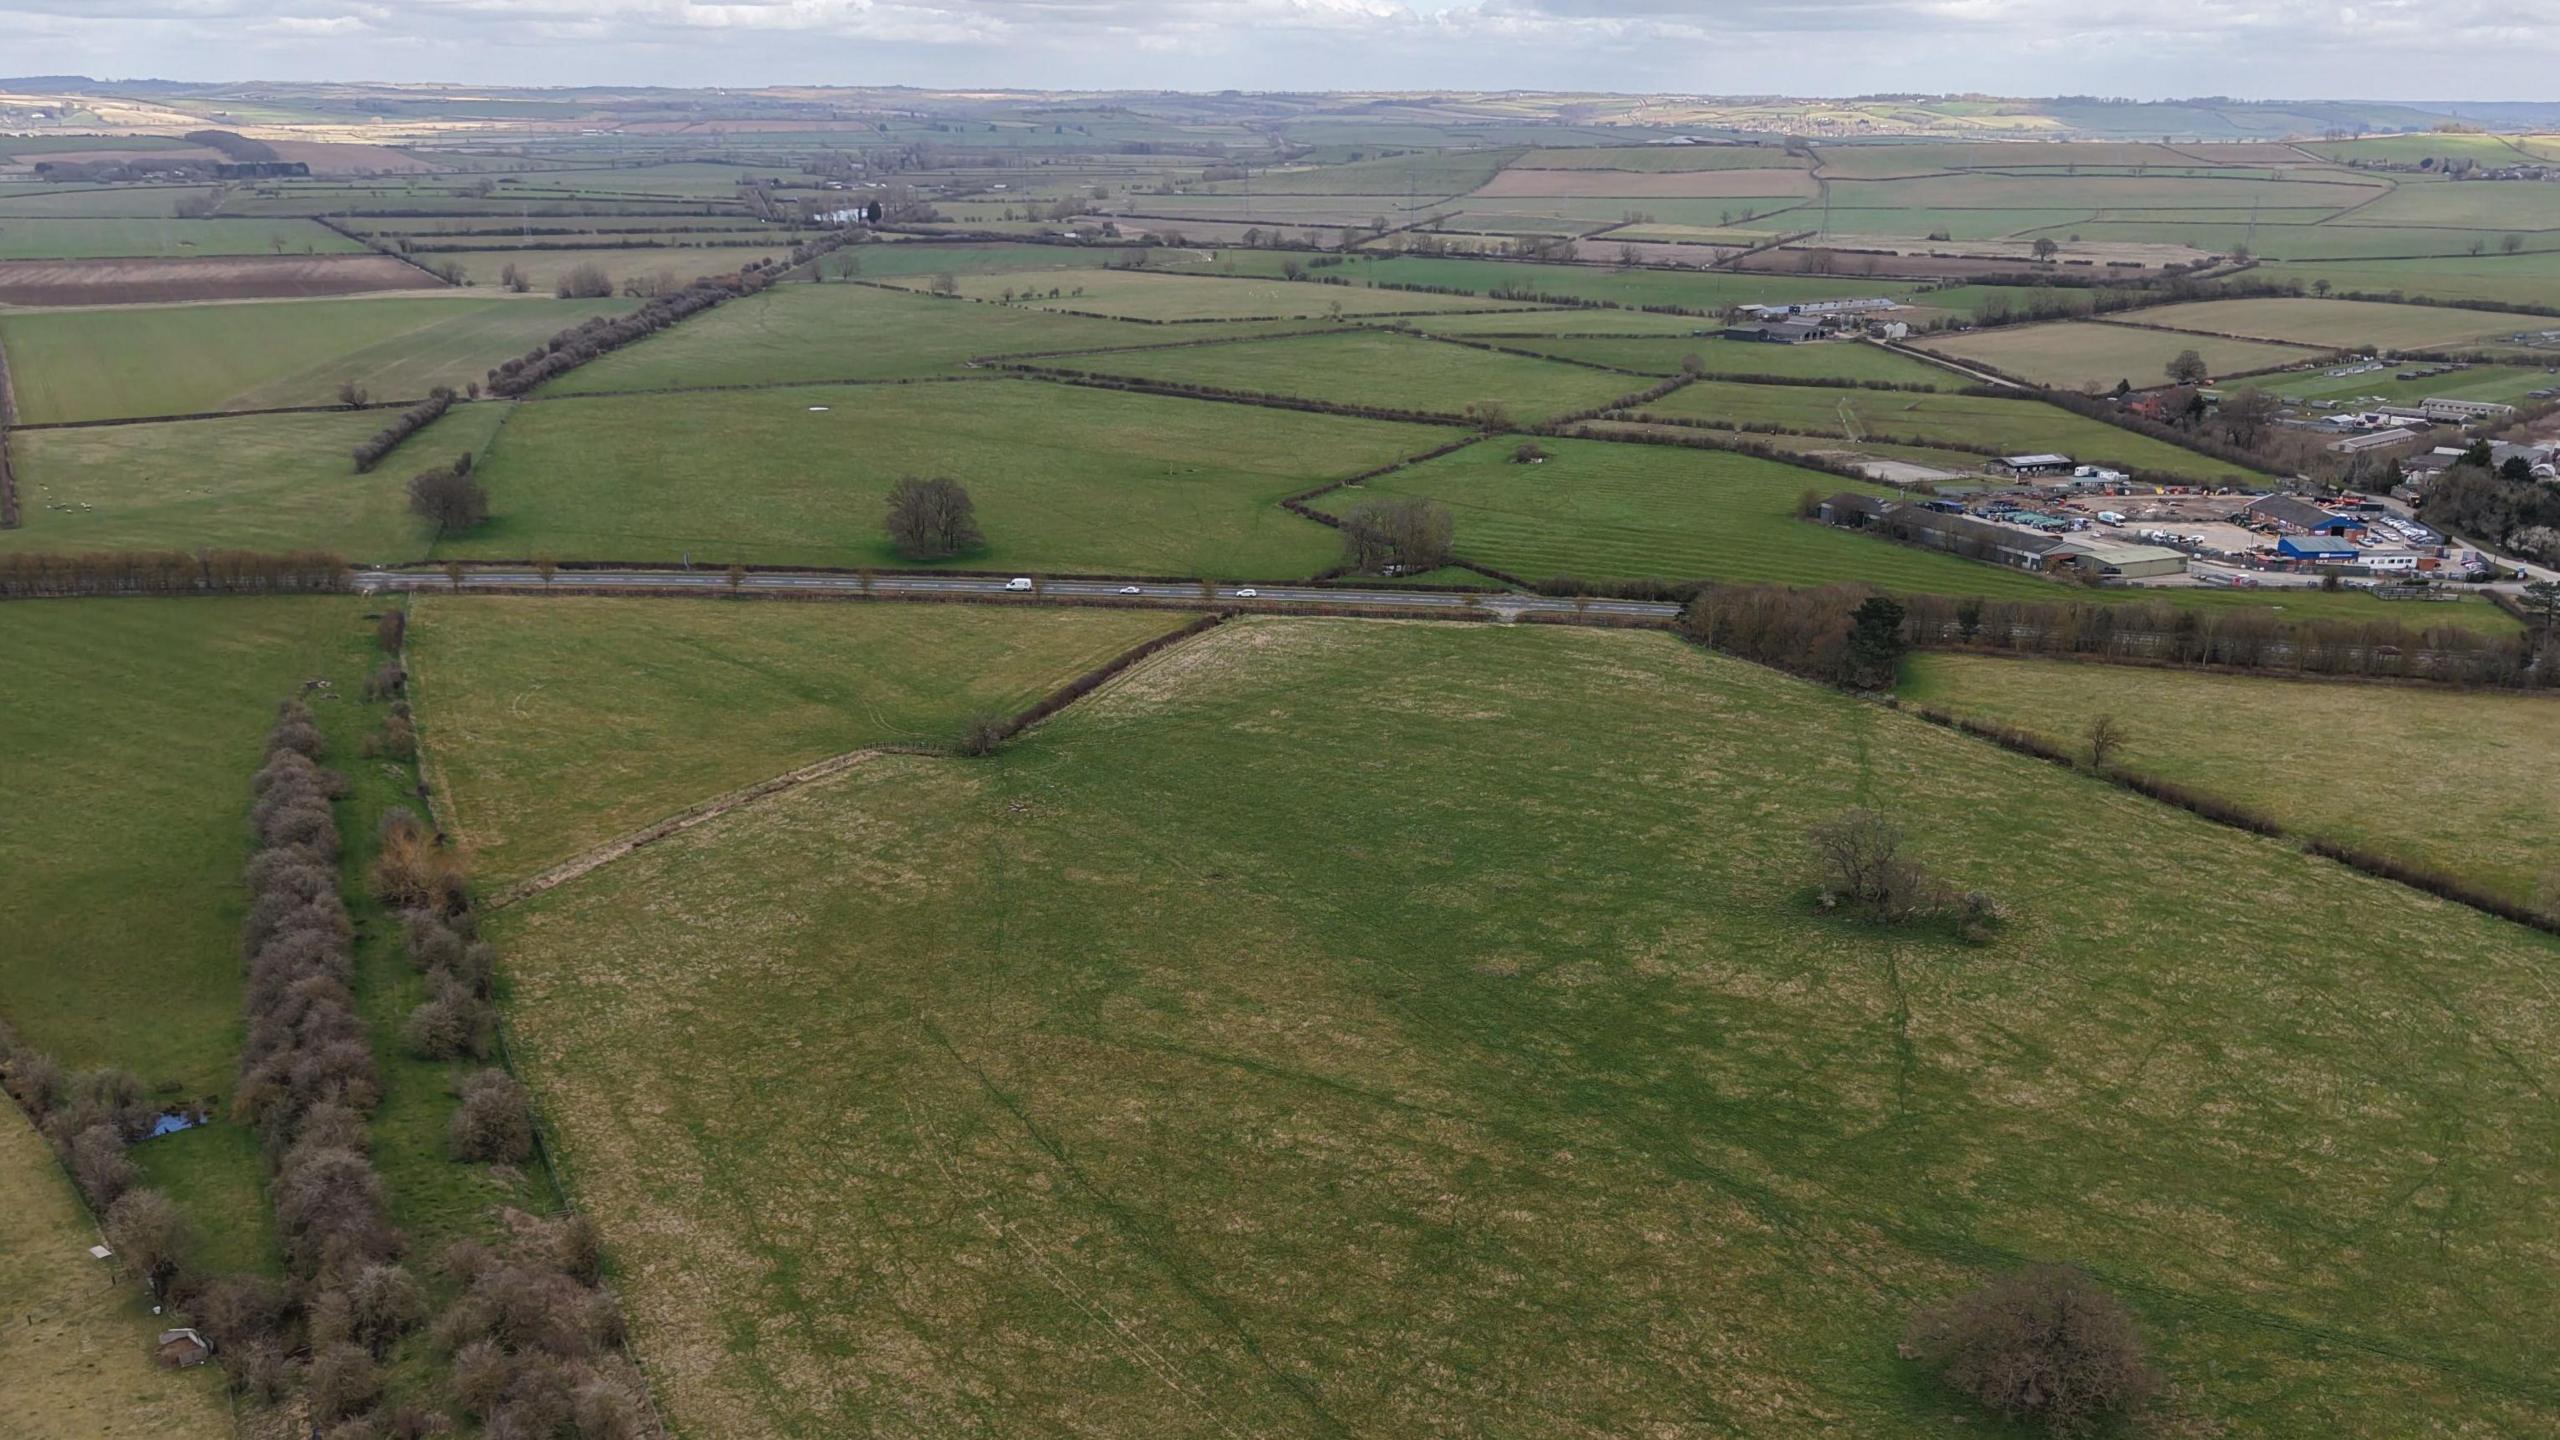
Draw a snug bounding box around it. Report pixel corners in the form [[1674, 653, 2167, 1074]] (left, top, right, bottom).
[[353, 388, 455, 473], [0, 549, 349, 599]]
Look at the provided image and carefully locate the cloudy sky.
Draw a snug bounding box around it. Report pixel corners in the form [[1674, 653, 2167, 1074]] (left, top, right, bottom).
[[4, 0, 2550, 99]]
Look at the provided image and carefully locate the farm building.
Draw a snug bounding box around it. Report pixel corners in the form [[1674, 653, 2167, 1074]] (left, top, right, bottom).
[[2420, 397, 2516, 422], [1876, 506, 2064, 570], [2328, 428, 2424, 455], [2276, 535, 2361, 562], [1724, 320, 1822, 344], [1990, 453, 2075, 480], [2244, 495, 2362, 535], [1816, 492, 1890, 527], [2049, 538, 2188, 579]]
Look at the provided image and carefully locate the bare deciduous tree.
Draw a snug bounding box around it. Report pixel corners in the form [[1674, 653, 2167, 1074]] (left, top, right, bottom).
[[409, 462, 489, 537], [2086, 714, 2130, 770]]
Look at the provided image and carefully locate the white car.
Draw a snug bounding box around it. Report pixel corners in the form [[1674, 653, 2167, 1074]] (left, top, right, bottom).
[[1118, 585, 1142, 594], [1235, 588, 1259, 598], [1004, 577, 1034, 592]]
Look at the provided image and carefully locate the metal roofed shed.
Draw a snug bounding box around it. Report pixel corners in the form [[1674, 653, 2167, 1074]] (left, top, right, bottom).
[[1992, 453, 2075, 479], [2049, 539, 2189, 578]]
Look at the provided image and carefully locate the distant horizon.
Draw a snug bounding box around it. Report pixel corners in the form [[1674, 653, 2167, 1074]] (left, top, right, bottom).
[[5, 0, 2556, 105]]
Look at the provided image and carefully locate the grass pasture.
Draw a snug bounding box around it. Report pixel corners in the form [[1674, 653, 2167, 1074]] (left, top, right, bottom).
[[1036, 329, 1639, 419], [1310, 434, 2059, 593], [489, 618, 2560, 1438], [873, 267, 1527, 320], [1903, 654, 2560, 907], [411, 596, 1194, 886], [1476, 334, 1959, 383], [2253, 253, 2560, 309], [0, 1110, 230, 1440], [0, 217, 359, 259], [1637, 381, 2268, 483], [1915, 320, 2325, 390], [2263, 359, 2560, 410], [0, 402, 510, 560], [0, 295, 635, 423], [547, 282, 1310, 395], [2120, 297, 2545, 351], [435, 244, 789, 292], [454, 378, 1454, 574]]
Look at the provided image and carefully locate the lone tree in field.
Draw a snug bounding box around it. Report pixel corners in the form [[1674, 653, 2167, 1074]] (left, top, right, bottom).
[[1901, 1264, 2161, 1434], [2031, 237, 2060, 261], [1808, 808, 1933, 921], [1338, 496, 1454, 575], [408, 459, 489, 536], [2165, 348, 2210, 386], [884, 475, 985, 560], [2085, 714, 2130, 769]]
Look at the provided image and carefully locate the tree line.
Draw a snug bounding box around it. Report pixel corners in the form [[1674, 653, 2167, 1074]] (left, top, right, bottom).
[[0, 550, 349, 599], [353, 389, 455, 473]]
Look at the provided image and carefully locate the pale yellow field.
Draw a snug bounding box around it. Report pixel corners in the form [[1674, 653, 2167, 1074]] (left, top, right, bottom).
[[0, 1112, 229, 1440]]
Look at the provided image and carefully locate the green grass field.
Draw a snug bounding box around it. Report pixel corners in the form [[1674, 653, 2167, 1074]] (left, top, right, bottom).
[[1036, 329, 1639, 419], [0, 295, 636, 423], [427, 244, 773, 289], [411, 596, 1193, 886], [1466, 334, 1960, 383], [1311, 434, 2062, 592], [546, 282, 1315, 395], [450, 378, 1453, 573], [0, 596, 398, 1265], [1161, 251, 1927, 311], [1902, 653, 2560, 907], [0, 217, 360, 259], [2122, 297, 2544, 350], [2252, 253, 2560, 309], [0, 403, 511, 561], [1637, 381, 2269, 482], [874, 267, 1526, 320], [1916, 320, 2325, 391], [487, 617, 2560, 1438], [0, 1110, 231, 1439]]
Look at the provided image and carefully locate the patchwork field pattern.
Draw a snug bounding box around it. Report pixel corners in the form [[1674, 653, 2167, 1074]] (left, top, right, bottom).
[[490, 619, 2560, 1439]]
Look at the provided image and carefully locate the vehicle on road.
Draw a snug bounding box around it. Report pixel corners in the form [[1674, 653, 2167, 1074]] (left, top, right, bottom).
[[1235, 588, 1259, 598], [1119, 585, 1142, 594], [1004, 577, 1034, 591]]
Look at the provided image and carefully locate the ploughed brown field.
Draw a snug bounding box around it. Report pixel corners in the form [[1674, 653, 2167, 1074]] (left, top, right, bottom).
[[0, 253, 443, 306]]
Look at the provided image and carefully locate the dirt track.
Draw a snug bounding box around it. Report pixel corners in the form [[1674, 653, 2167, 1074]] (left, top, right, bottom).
[[0, 253, 440, 306]]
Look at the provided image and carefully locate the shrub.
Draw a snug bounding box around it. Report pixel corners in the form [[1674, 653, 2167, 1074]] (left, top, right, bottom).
[[68, 1123, 137, 1207], [191, 1272, 288, 1352], [1807, 808, 1936, 923], [450, 1070, 535, 1163], [308, 1340, 385, 1423], [554, 261, 614, 299], [1902, 1264, 2161, 1433], [105, 1188, 191, 1291], [347, 1261, 429, 1357], [957, 710, 1009, 757]]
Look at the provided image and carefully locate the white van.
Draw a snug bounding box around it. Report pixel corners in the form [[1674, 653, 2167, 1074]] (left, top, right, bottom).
[[1004, 577, 1034, 591]]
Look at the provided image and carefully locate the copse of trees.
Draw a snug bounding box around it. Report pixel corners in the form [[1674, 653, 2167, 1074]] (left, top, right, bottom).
[[1337, 496, 1454, 575], [553, 262, 615, 299], [408, 453, 490, 536], [2420, 460, 2560, 566], [352, 388, 455, 473], [1806, 807, 2004, 940], [884, 475, 985, 560]]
